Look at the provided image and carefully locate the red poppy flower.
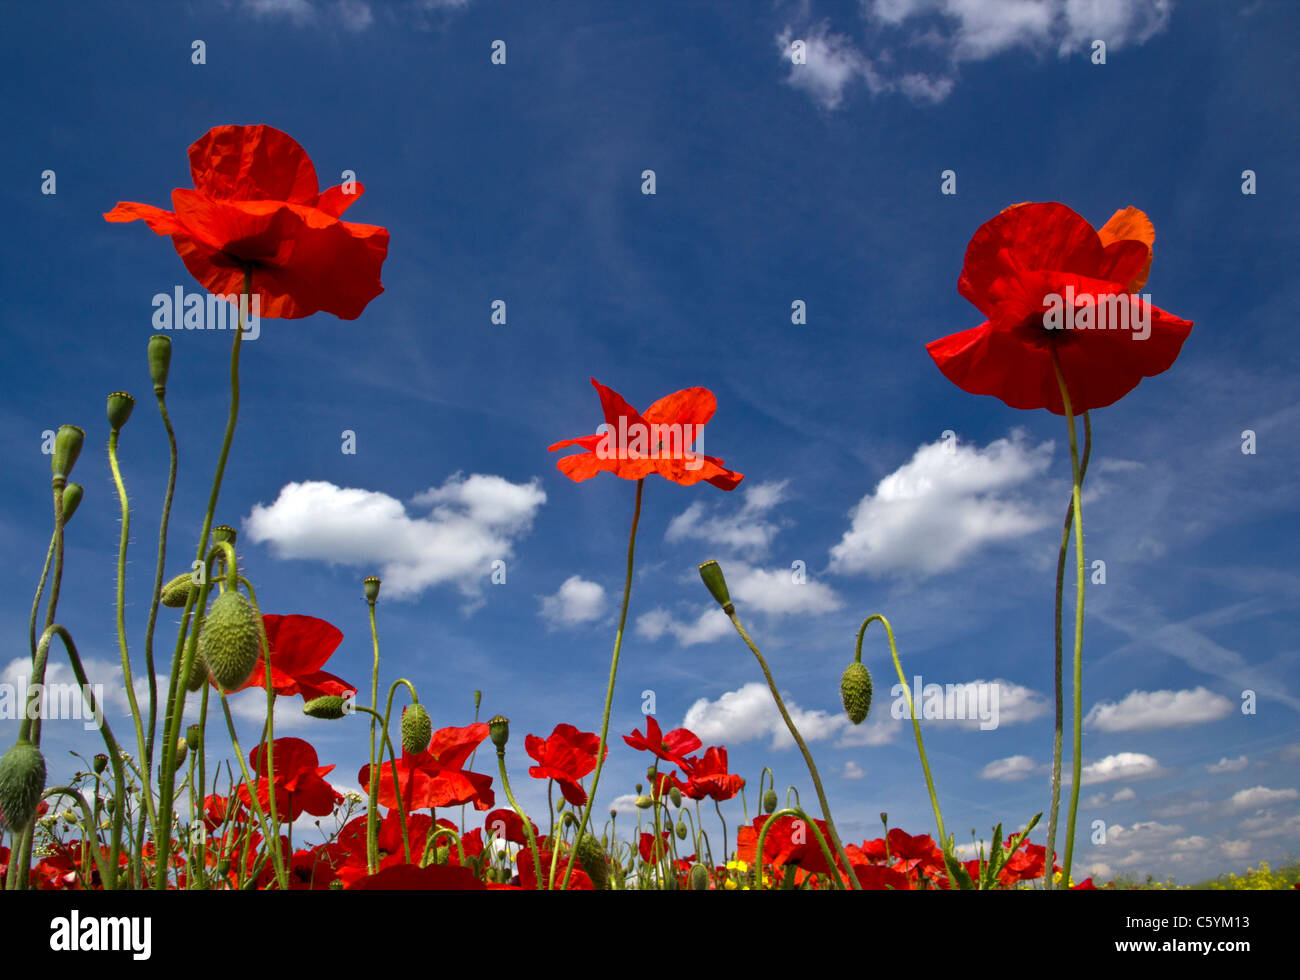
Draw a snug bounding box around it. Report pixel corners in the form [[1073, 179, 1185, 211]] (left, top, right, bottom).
[[229, 613, 355, 702], [736, 814, 841, 878], [347, 863, 487, 890], [105, 124, 389, 320], [548, 378, 743, 489], [1071, 877, 1098, 890], [517, 838, 594, 891], [483, 809, 539, 847], [357, 723, 495, 812], [927, 202, 1192, 414], [647, 769, 690, 800], [623, 716, 702, 772], [242, 737, 342, 823], [524, 723, 605, 807], [682, 746, 745, 802]]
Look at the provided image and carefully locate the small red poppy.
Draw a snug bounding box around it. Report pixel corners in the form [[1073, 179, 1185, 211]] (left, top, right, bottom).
[[524, 723, 605, 807], [623, 716, 702, 772], [229, 613, 355, 702]]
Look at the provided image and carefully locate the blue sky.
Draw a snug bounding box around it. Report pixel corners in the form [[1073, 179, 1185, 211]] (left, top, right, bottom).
[[2, 0, 1297, 884]]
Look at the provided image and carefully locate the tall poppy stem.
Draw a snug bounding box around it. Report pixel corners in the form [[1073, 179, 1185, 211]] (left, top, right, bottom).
[[560, 478, 644, 890], [1051, 349, 1086, 887], [155, 268, 252, 888], [1045, 410, 1090, 888]]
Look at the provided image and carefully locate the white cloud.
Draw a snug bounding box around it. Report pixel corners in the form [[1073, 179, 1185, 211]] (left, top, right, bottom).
[[1069, 752, 1162, 786], [539, 575, 606, 627], [830, 433, 1054, 578], [980, 754, 1036, 781], [1230, 786, 1299, 810], [1085, 687, 1233, 732], [608, 794, 643, 816], [636, 607, 732, 647], [1207, 755, 1249, 774], [1111, 787, 1136, 802], [683, 682, 845, 751], [244, 475, 545, 601], [665, 480, 788, 558], [843, 760, 866, 779], [1220, 839, 1252, 860], [775, 23, 875, 110]]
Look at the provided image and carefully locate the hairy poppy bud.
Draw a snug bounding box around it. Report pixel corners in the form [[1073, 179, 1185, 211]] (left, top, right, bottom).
[[62, 483, 84, 524], [675, 819, 688, 840], [304, 695, 349, 720], [51, 424, 84, 485], [106, 391, 135, 431], [93, 753, 108, 775], [198, 591, 262, 691], [562, 811, 577, 829], [173, 736, 188, 771], [106, 796, 117, 814], [763, 789, 778, 814], [689, 863, 710, 890], [574, 833, 610, 891], [212, 525, 237, 546], [669, 786, 682, 808], [148, 335, 172, 393], [160, 572, 195, 608], [0, 740, 47, 831], [555, 799, 566, 812], [840, 661, 873, 725], [363, 576, 381, 604], [401, 703, 432, 754], [880, 811, 889, 827], [488, 715, 509, 749], [634, 795, 653, 810], [184, 651, 208, 692], [697, 560, 734, 613], [217, 858, 231, 877], [185, 724, 202, 752]]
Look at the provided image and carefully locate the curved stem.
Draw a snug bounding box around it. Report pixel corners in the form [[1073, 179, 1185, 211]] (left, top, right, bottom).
[[753, 807, 840, 891], [27, 531, 55, 661], [1051, 350, 1086, 886], [217, 692, 287, 889], [1045, 410, 1090, 888], [560, 478, 644, 890], [496, 747, 544, 890], [366, 597, 380, 873], [727, 610, 861, 889], [238, 578, 285, 888]]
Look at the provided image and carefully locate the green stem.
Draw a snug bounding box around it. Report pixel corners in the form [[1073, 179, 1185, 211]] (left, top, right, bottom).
[[560, 478, 644, 890], [366, 597, 380, 873], [1051, 350, 1086, 886], [218, 692, 287, 889], [726, 610, 861, 889], [753, 807, 840, 891], [27, 530, 55, 661], [496, 747, 544, 890]]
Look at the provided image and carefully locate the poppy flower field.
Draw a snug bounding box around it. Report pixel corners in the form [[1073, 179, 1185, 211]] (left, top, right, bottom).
[[1, 2, 1296, 921]]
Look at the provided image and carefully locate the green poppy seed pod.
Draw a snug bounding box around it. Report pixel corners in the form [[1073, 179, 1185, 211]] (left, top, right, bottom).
[[634, 795, 653, 810], [172, 736, 188, 772], [51, 424, 84, 485], [184, 651, 209, 693], [363, 576, 381, 604], [0, 740, 47, 831], [401, 703, 433, 754], [669, 786, 682, 808], [148, 334, 172, 393], [675, 819, 688, 840], [106, 391, 135, 431], [562, 811, 577, 829], [488, 715, 509, 749], [609, 808, 617, 820], [574, 833, 610, 891], [763, 789, 778, 814], [198, 591, 262, 691], [212, 525, 237, 546], [689, 864, 710, 891], [304, 695, 349, 720], [840, 661, 873, 725], [185, 724, 202, 753], [697, 560, 734, 613], [879, 811, 889, 827], [62, 483, 84, 524], [635, 783, 643, 795], [160, 572, 195, 609], [92, 753, 108, 775]]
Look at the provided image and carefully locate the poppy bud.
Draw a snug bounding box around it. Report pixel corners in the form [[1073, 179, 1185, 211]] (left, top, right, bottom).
[[217, 858, 231, 877], [106, 796, 117, 814], [488, 715, 509, 749], [574, 833, 610, 891], [675, 819, 687, 840], [0, 740, 46, 831], [328, 878, 343, 890], [185, 724, 202, 752], [148, 334, 172, 393], [212, 525, 237, 545], [160, 572, 195, 608], [106, 391, 135, 431], [689, 863, 710, 890], [62, 483, 84, 524], [198, 591, 261, 692], [555, 799, 566, 812], [173, 736, 188, 771], [435, 844, 450, 865], [304, 695, 349, 720], [473, 690, 481, 710], [697, 560, 734, 613], [184, 651, 209, 693], [840, 661, 873, 725], [93, 753, 108, 775], [634, 795, 653, 810], [562, 811, 577, 829], [363, 576, 381, 604], [763, 789, 778, 814], [669, 786, 682, 808], [635, 783, 643, 795], [401, 703, 432, 754], [608, 808, 617, 820], [51, 424, 84, 485], [880, 811, 888, 827]]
